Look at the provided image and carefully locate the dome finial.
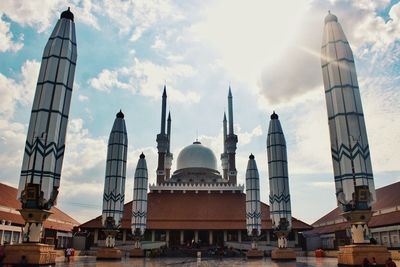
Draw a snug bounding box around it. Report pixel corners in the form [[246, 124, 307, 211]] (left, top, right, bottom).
[[116, 109, 124, 118], [249, 153, 255, 160], [271, 111, 279, 120], [324, 11, 338, 24], [140, 152, 145, 159], [61, 7, 74, 21]]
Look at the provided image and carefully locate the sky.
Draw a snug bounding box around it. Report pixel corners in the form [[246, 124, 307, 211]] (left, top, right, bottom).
[[0, 0, 399, 225]]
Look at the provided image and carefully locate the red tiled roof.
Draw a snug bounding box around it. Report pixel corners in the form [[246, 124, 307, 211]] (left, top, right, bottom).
[[312, 181, 400, 234], [0, 183, 80, 232], [80, 191, 312, 230]]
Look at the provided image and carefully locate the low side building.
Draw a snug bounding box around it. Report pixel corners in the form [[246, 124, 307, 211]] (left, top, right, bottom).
[[310, 181, 400, 250], [0, 182, 80, 248]]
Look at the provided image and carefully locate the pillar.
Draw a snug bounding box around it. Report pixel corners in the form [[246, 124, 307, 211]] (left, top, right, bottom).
[[180, 230, 184, 245], [94, 229, 98, 244], [166, 231, 170, 247], [294, 230, 298, 245], [266, 231, 271, 244], [194, 231, 199, 243], [122, 229, 127, 243], [151, 230, 156, 242], [209, 231, 213, 245], [238, 230, 242, 243], [223, 230, 227, 242]]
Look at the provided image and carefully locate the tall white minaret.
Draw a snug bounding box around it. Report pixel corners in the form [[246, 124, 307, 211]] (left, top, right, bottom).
[[17, 8, 77, 243], [156, 86, 168, 184], [321, 12, 376, 244], [131, 153, 148, 249], [226, 87, 238, 184], [102, 110, 128, 248], [245, 154, 261, 248], [267, 112, 292, 249]]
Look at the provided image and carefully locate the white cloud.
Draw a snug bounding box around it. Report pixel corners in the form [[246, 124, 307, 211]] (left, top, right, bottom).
[[88, 69, 130, 92], [0, 60, 39, 119], [310, 181, 335, 189], [359, 76, 400, 172], [129, 0, 184, 42], [62, 118, 107, 179], [0, 13, 23, 52], [0, 119, 26, 184], [0, 0, 99, 33], [78, 94, 89, 102], [89, 57, 200, 104], [95, 0, 183, 41]]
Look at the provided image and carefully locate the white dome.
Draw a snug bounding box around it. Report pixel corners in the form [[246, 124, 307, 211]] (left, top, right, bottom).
[[176, 141, 218, 171]]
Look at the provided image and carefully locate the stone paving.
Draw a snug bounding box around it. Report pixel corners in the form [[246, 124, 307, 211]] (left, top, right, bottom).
[[55, 256, 339, 266]]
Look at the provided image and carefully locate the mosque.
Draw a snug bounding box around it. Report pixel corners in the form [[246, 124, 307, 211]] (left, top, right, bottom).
[[78, 87, 312, 249]]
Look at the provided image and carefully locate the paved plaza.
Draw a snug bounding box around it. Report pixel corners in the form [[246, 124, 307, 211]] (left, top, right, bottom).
[[55, 256, 400, 267]]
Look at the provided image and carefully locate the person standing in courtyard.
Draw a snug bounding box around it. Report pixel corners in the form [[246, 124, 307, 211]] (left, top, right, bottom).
[[386, 257, 397, 267], [362, 257, 370, 267]]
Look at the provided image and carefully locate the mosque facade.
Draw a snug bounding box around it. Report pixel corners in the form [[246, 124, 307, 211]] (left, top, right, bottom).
[[79, 87, 312, 249]]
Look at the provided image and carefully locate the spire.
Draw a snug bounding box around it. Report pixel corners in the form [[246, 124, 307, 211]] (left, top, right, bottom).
[[270, 111, 278, 120], [116, 109, 124, 119], [223, 112, 227, 153], [167, 111, 171, 153], [60, 7, 74, 21], [324, 10, 338, 24], [228, 86, 234, 135], [160, 85, 167, 134]]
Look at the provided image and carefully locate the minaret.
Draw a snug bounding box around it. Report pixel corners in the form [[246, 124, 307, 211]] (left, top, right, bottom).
[[321, 12, 376, 244], [226, 87, 238, 184], [101, 110, 128, 248], [165, 112, 173, 179], [245, 154, 261, 248], [221, 112, 228, 180], [156, 86, 168, 184], [131, 153, 148, 250], [267, 112, 292, 249], [17, 7, 77, 243]]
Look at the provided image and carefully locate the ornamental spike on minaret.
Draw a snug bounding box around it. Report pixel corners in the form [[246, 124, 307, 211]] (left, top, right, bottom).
[[321, 12, 376, 244], [267, 112, 292, 248], [101, 110, 128, 248]]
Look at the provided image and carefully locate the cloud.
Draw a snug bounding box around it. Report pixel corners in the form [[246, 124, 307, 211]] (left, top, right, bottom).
[[0, 0, 99, 33], [128, 0, 184, 42], [89, 57, 200, 104], [78, 94, 89, 102], [0, 60, 39, 119], [256, 1, 400, 105], [94, 0, 183, 41], [0, 13, 23, 52], [0, 119, 26, 184], [88, 68, 130, 92]]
